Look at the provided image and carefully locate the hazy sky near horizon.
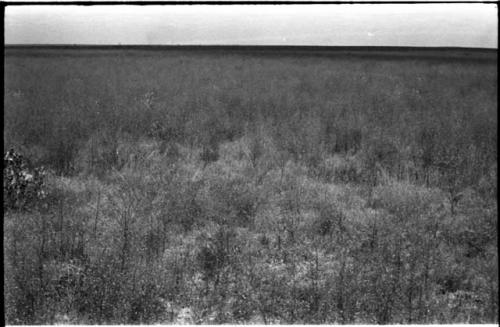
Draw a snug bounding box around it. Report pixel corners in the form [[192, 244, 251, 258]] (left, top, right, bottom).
[[5, 4, 498, 48]]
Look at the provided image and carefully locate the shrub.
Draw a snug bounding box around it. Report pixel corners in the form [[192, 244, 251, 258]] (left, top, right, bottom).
[[128, 282, 165, 323], [199, 169, 259, 227], [471, 116, 497, 156], [195, 226, 236, 282], [114, 138, 163, 171], [74, 130, 119, 177], [312, 202, 346, 237], [333, 127, 363, 154], [200, 145, 219, 167], [417, 126, 439, 172], [144, 229, 164, 261], [334, 156, 363, 184], [200, 115, 240, 149], [46, 133, 79, 176], [361, 138, 400, 186], [369, 180, 440, 218], [148, 120, 184, 142], [476, 163, 497, 200], [247, 134, 264, 169], [432, 141, 480, 215], [166, 185, 203, 232], [159, 140, 180, 160], [3, 149, 48, 211], [150, 174, 204, 235]]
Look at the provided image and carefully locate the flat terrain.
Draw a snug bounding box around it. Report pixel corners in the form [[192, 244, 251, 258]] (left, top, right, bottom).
[[4, 46, 498, 324], [5, 45, 498, 60]]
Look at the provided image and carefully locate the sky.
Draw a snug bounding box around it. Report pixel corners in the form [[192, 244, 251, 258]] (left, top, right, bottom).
[[4, 4, 498, 48]]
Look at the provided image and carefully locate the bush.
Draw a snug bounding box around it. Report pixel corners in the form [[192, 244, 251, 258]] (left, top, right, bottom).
[[74, 130, 119, 177], [46, 134, 79, 176], [148, 120, 184, 142], [128, 282, 165, 323], [195, 226, 237, 282], [312, 203, 345, 237], [369, 180, 441, 217], [3, 149, 48, 211], [199, 171, 258, 227], [114, 138, 163, 171], [361, 138, 400, 186], [200, 145, 219, 167], [333, 127, 363, 154], [334, 155, 363, 184], [247, 134, 265, 168], [417, 126, 439, 172]]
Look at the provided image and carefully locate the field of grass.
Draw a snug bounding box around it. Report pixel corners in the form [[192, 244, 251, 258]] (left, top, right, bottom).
[[3, 47, 498, 324]]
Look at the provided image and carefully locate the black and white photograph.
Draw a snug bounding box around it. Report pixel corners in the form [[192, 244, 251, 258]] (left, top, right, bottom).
[[3, 2, 498, 325]]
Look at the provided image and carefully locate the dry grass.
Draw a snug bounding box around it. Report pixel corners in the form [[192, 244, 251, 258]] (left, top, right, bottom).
[[3, 48, 497, 324]]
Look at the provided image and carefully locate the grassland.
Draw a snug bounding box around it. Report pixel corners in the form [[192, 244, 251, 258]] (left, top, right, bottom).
[[3, 46, 498, 324]]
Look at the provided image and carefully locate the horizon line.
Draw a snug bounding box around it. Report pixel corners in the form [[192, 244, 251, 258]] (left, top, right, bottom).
[[5, 44, 498, 50]]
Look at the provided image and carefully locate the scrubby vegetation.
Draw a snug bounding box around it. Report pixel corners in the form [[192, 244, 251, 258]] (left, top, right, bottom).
[[4, 48, 498, 324]]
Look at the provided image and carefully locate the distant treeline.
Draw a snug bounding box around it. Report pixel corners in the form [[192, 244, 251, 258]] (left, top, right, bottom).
[[4, 45, 497, 62]]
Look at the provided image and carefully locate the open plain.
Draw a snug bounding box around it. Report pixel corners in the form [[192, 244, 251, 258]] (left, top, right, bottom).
[[3, 46, 498, 324]]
